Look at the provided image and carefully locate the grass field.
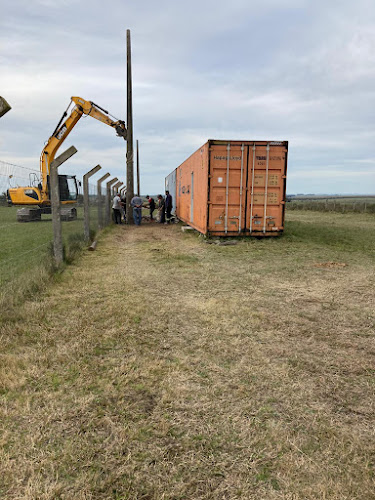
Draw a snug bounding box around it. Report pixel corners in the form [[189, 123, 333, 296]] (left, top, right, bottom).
[[0, 211, 374, 499], [0, 205, 99, 287]]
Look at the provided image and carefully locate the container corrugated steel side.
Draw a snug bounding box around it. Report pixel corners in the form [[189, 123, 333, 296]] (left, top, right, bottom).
[[165, 169, 177, 214], [168, 139, 288, 237]]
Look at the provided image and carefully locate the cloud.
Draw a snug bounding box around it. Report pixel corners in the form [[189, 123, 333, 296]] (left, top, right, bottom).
[[1, 0, 375, 194]]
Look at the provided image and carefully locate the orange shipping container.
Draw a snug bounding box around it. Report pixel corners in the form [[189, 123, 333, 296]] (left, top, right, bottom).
[[165, 140, 288, 237]]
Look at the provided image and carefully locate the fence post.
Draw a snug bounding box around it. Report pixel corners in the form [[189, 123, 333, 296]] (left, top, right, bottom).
[[113, 181, 123, 196], [136, 139, 140, 196], [112, 182, 119, 197], [97, 173, 110, 229], [50, 146, 78, 265], [83, 164, 101, 242], [106, 177, 118, 226], [126, 29, 135, 225]]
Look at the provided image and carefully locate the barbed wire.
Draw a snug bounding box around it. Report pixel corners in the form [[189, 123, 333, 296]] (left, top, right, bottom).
[[0, 172, 31, 178], [0, 160, 39, 173], [0, 160, 40, 193]]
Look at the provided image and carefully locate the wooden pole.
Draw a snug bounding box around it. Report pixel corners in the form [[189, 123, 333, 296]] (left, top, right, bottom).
[[136, 139, 140, 196], [83, 164, 101, 242], [50, 146, 78, 265], [126, 29, 134, 224]]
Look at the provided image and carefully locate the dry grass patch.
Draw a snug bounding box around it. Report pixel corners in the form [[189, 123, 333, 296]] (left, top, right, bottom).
[[314, 261, 348, 268], [0, 212, 374, 499]]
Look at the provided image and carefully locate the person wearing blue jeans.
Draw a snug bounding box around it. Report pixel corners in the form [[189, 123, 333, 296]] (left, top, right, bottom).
[[131, 195, 143, 225]]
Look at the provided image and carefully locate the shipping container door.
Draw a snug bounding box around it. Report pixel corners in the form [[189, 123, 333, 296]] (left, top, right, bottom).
[[246, 142, 287, 234], [165, 169, 177, 214], [208, 142, 247, 234]]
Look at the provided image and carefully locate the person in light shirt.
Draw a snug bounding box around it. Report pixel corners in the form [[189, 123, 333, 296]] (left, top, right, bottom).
[[112, 192, 123, 224], [131, 195, 143, 226]]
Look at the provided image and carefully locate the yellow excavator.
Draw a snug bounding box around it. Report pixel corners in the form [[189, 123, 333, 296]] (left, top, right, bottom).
[[7, 97, 127, 221]]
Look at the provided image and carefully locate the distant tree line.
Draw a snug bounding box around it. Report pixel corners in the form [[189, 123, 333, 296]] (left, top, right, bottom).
[[287, 199, 375, 214]]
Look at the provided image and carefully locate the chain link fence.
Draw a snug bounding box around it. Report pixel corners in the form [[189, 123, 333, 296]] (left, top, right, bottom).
[[0, 159, 119, 293], [0, 160, 40, 206]]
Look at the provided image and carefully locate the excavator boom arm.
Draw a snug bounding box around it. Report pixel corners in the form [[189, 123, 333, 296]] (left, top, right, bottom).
[[40, 97, 126, 195]]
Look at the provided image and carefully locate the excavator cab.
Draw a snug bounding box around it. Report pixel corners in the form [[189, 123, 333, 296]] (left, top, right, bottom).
[[45, 174, 78, 202], [58, 175, 78, 202]]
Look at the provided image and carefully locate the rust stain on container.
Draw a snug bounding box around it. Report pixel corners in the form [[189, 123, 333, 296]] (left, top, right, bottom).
[[167, 140, 288, 237]]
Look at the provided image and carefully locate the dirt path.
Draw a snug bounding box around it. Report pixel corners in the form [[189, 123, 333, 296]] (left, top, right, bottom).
[[1, 219, 374, 499]]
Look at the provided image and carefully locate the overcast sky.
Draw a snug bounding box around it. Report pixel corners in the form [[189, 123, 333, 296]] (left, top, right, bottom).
[[1, 0, 375, 195]]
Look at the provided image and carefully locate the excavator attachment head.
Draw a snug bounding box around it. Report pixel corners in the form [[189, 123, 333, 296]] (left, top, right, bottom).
[[0, 97, 11, 118], [115, 121, 127, 140]]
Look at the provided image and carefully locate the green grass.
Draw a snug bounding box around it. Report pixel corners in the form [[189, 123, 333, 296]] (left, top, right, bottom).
[[0, 204, 102, 317], [284, 210, 375, 257], [0, 205, 100, 287]]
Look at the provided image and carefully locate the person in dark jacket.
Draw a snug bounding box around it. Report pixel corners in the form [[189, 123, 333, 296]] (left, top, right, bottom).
[[165, 190, 172, 223], [157, 194, 165, 223], [146, 195, 156, 220]]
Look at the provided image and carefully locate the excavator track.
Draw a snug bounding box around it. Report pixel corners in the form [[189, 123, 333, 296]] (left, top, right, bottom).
[[17, 207, 77, 222], [60, 207, 77, 221], [17, 208, 42, 222]]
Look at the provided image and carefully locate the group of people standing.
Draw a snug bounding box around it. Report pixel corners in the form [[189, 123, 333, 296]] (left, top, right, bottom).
[[112, 191, 173, 226], [153, 191, 172, 224]]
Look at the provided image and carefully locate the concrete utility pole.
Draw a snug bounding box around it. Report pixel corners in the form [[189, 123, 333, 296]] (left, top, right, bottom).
[[50, 146, 78, 265], [112, 181, 121, 197], [97, 172, 110, 229], [113, 181, 123, 196], [136, 139, 140, 196], [126, 29, 134, 224], [106, 177, 118, 225], [83, 164, 101, 242]]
